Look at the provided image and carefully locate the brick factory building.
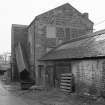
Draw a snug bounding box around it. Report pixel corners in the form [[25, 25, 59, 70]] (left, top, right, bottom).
[[11, 3, 93, 85]]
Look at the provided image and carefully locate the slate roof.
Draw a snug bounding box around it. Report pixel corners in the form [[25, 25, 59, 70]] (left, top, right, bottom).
[[40, 29, 105, 61]]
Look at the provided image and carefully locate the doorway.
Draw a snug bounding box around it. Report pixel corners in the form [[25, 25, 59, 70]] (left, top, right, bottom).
[[45, 65, 54, 88], [55, 61, 71, 88]]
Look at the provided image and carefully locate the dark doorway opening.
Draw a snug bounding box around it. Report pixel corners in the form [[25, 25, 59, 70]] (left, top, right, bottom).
[[46, 65, 54, 88], [55, 61, 71, 88], [20, 69, 35, 90], [20, 69, 31, 82]]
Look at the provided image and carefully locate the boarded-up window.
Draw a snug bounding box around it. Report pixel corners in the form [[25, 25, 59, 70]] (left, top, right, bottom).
[[56, 27, 64, 38], [46, 26, 56, 38], [56, 27, 65, 45], [65, 28, 70, 41], [71, 28, 86, 39]]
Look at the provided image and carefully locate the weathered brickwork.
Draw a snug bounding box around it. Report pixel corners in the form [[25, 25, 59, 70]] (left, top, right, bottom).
[[11, 3, 93, 83], [27, 3, 93, 83], [28, 22, 35, 66], [71, 59, 105, 96], [33, 4, 93, 52]]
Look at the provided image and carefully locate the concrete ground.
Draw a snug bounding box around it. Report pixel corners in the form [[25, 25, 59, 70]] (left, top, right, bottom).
[[0, 81, 28, 105], [2, 82, 105, 105]]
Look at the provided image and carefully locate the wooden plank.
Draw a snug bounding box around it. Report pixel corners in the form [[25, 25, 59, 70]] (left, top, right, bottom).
[[60, 82, 71, 86], [15, 43, 27, 72], [60, 86, 72, 90], [61, 76, 72, 78], [60, 88, 72, 92], [61, 76, 72, 79], [61, 73, 72, 76], [61, 75, 72, 77], [60, 89, 72, 92]]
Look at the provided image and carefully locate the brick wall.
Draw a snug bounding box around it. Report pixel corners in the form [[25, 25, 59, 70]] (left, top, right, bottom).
[[27, 3, 93, 83], [36, 3, 93, 48]]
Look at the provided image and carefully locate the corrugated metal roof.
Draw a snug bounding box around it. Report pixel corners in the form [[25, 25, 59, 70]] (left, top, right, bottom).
[[40, 29, 105, 61]]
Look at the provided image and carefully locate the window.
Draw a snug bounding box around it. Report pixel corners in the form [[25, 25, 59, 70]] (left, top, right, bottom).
[[46, 26, 56, 38], [65, 28, 70, 41], [56, 27, 64, 38], [71, 28, 86, 39], [38, 65, 44, 79], [56, 27, 65, 45]]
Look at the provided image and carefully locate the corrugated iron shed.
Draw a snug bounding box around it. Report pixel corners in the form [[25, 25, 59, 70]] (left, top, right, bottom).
[[40, 29, 105, 60]]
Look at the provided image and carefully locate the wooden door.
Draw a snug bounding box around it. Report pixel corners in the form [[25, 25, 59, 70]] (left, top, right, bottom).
[[46, 65, 54, 88]]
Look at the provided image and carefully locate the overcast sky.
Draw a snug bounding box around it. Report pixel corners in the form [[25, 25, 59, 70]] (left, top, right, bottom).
[[0, 0, 105, 54]]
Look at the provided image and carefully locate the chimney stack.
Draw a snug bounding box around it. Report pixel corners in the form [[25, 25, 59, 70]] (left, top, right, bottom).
[[83, 13, 89, 19]]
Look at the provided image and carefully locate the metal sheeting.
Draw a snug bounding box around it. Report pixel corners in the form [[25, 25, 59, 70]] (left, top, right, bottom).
[[15, 43, 27, 72]]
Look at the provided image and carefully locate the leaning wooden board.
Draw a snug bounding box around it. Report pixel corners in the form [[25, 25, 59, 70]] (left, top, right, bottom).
[[60, 73, 73, 93]]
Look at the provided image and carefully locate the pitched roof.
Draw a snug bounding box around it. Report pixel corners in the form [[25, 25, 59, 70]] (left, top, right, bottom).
[[35, 3, 93, 24], [40, 29, 105, 61]]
